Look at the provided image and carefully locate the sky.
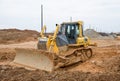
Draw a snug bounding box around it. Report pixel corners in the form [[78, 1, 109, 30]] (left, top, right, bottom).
[[0, 0, 120, 32]]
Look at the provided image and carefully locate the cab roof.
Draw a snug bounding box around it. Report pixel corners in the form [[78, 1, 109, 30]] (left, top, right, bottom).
[[61, 21, 83, 25]]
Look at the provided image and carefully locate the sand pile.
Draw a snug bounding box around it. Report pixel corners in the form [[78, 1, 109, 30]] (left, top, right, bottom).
[[84, 29, 102, 39], [84, 29, 116, 39]]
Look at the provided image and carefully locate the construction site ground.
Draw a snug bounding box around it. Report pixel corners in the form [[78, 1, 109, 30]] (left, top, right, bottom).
[[0, 29, 120, 81]]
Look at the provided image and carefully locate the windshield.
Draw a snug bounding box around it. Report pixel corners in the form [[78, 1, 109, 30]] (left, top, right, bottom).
[[60, 24, 79, 35]]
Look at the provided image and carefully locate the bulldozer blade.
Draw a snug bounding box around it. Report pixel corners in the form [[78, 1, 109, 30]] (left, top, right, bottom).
[[12, 48, 54, 71]]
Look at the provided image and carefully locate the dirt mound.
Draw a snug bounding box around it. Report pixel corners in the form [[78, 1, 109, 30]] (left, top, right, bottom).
[[84, 29, 115, 39], [84, 29, 102, 39], [0, 29, 39, 44]]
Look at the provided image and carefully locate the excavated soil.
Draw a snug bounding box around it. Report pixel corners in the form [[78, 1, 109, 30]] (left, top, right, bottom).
[[0, 29, 120, 81], [0, 40, 120, 81], [0, 65, 120, 81], [0, 48, 15, 62]]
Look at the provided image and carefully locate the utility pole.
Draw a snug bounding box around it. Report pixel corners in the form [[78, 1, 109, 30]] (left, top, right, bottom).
[[41, 4, 43, 30], [70, 17, 72, 22]]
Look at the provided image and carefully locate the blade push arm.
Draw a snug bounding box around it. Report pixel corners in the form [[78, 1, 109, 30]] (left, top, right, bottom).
[[40, 25, 46, 37]]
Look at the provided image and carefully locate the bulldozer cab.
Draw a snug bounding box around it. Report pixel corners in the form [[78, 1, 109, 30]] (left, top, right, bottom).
[[58, 22, 83, 45], [60, 23, 78, 44]]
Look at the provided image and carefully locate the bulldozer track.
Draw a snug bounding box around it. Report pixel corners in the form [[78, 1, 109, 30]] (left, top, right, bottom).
[[54, 47, 92, 69]]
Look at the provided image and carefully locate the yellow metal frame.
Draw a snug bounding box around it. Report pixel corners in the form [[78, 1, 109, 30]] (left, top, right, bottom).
[[47, 25, 59, 54], [40, 25, 46, 37]]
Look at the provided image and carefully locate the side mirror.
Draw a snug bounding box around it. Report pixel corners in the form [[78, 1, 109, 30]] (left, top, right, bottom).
[[56, 24, 58, 26]]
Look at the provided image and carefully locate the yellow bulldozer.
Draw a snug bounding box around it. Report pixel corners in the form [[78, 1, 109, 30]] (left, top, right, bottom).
[[13, 21, 96, 71]]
